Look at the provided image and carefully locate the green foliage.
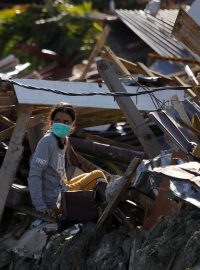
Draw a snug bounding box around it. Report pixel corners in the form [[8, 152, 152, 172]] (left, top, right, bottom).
[[0, 1, 102, 69]]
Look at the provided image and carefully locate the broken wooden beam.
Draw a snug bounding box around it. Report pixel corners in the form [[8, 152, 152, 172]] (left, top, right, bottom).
[[96, 158, 141, 230], [0, 115, 15, 128], [97, 59, 161, 158], [0, 105, 32, 222], [79, 25, 111, 80]]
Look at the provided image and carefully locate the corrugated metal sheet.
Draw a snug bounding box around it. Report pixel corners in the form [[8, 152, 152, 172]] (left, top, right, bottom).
[[13, 78, 185, 111], [116, 9, 192, 58]]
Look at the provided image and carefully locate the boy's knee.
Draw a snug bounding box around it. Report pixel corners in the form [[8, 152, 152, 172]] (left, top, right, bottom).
[[92, 170, 106, 180]]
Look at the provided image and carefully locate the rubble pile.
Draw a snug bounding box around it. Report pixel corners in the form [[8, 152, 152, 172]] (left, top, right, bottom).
[[0, 1, 200, 270]]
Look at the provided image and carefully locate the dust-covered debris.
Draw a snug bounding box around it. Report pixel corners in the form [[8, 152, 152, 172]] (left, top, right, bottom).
[[134, 207, 200, 270]]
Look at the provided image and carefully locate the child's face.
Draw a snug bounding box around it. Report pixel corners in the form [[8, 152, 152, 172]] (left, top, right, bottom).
[[53, 111, 73, 126]]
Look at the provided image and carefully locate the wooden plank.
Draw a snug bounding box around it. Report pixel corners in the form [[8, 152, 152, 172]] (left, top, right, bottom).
[[79, 25, 111, 80], [77, 108, 125, 128], [103, 46, 130, 77], [101, 50, 172, 80], [172, 9, 200, 56], [173, 76, 188, 87], [28, 114, 46, 128], [186, 88, 198, 100], [148, 52, 199, 64], [97, 59, 161, 158], [0, 96, 17, 105], [171, 95, 191, 126], [0, 114, 45, 142], [137, 62, 155, 77], [168, 66, 200, 78], [0, 126, 14, 141], [86, 134, 142, 152], [0, 105, 32, 222], [96, 158, 140, 230], [0, 115, 15, 128]]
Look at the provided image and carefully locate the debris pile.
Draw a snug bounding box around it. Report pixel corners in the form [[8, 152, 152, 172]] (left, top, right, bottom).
[[0, 1, 200, 270]]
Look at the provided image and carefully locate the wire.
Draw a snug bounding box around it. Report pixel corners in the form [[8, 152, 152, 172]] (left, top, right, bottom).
[[1, 78, 189, 98]]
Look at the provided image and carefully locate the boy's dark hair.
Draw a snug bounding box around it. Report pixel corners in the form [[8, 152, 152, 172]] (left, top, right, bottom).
[[50, 103, 76, 122]]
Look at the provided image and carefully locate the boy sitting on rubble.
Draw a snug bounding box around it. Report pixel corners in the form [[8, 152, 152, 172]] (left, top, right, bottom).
[[28, 103, 107, 216]]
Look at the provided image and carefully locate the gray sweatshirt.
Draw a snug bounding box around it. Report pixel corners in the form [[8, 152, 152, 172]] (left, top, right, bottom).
[[28, 132, 66, 211]]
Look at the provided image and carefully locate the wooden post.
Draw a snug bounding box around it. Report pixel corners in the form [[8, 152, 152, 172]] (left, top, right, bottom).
[[0, 105, 32, 222], [79, 25, 111, 80], [97, 59, 161, 158], [96, 158, 141, 230]]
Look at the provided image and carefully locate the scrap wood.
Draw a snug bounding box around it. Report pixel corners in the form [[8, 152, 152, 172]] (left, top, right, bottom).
[[168, 65, 200, 79], [86, 133, 142, 152], [172, 75, 189, 87], [0, 91, 15, 97], [192, 85, 200, 101], [148, 52, 199, 64], [96, 158, 141, 230], [0, 115, 15, 128], [79, 25, 111, 80], [186, 88, 198, 101], [0, 126, 14, 141], [172, 9, 200, 57], [137, 62, 155, 77], [76, 107, 125, 128], [0, 105, 32, 222], [0, 114, 47, 142], [0, 96, 17, 106], [171, 95, 191, 126], [103, 46, 130, 77], [97, 58, 161, 158], [101, 49, 174, 82], [32, 106, 51, 115]]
